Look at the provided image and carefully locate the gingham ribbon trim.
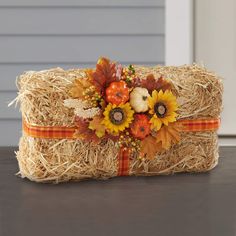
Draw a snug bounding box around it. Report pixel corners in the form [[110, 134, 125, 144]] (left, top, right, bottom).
[[117, 147, 130, 176], [23, 118, 220, 139], [22, 121, 75, 139], [22, 118, 220, 176], [178, 119, 220, 132]]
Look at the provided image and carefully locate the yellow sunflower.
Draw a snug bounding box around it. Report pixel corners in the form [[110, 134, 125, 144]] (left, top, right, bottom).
[[148, 90, 178, 131], [102, 103, 134, 134]]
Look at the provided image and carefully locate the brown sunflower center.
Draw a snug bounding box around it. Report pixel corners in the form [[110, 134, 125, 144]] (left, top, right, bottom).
[[109, 107, 125, 125], [154, 102, 167, 118]]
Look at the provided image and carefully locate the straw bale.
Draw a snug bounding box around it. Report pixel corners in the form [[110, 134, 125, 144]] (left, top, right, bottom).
[[14, 65, 223, 183]]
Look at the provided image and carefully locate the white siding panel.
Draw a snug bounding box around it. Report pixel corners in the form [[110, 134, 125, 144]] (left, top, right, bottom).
[[0, 0, 164, 7], [0, 8, 164, 35], [0, 36, 164, 63]]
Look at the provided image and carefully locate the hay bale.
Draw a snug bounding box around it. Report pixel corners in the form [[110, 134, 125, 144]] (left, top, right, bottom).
[[15, 65, 223, 183]]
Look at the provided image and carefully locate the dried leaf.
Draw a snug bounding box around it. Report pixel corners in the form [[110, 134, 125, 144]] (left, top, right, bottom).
[[140, 135, 162, 160], [88, 115, 106, 138], [155, 123, 181, 150], [69, 78, 92, 99], [88, 57, 118, 95], [140, 123, 182, 159], [74, 115, 118, 143], [141, 74, 172, 93], [74, 116, 100, 143]]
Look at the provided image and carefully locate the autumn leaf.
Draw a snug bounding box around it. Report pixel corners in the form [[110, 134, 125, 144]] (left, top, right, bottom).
[[69, 78, 92, 99], [140, 123, 182, 159], [155, 123, 182, 150], [74, 115, 119, 143], [88, 115, 106, 138], [140, 135, 163, 160], [141, 74, 172, 93], [74, 116, 100, 143], [88, 57, 118, 95]]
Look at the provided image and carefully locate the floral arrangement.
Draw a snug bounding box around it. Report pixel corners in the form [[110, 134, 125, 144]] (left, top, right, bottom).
[[64, 57, 181, 160]]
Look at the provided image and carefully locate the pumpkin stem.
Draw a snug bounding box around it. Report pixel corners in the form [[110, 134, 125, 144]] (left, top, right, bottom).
[[142, 96, 148, 101]]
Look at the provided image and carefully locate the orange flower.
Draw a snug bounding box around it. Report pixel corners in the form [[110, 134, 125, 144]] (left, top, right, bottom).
[[106, 81, 129, 105], [130, 114, 151, 139]]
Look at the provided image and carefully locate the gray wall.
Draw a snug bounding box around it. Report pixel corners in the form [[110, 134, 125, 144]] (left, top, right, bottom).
[[0, 0, 165, 146]]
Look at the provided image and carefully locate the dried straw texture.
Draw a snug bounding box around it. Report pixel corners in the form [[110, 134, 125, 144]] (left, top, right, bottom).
[[15, 65, 223, 183]]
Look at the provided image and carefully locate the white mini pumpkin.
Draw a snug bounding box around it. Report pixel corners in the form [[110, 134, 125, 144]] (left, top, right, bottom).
[[130, 87, 150, 112]]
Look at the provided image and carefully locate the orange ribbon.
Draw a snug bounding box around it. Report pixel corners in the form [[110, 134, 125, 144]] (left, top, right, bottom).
[[117, 147, 130, 176], [22, 118, 220, 176], [22, 121, 75, 139], [178, 119, 220, 132], [23, 119, 220, 139]]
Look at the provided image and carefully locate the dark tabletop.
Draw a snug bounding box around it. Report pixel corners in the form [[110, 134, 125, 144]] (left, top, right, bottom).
[[0, 147, 236, 236]]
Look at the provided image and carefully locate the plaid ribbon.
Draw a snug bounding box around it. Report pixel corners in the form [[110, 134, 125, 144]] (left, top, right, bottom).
[[22, 118, 220, 176], [22, 121, 75, 139], [117, 147, 130, 176], [178, 119, 220, 132]]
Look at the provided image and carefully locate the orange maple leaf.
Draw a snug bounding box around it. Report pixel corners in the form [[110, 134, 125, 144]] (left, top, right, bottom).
[[87, 57, 118, 95], [74, 116, 100, 143], [140, 135, 163, 160], [88, 115, 106, 138], [140, 123, 182, 160], [155, 123, 182, 150]]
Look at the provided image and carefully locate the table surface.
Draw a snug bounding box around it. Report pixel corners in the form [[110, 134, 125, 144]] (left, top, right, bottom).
[[0, 147, 236, 236]]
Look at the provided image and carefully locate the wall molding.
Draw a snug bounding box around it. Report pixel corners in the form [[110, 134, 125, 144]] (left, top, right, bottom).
[[165, 0, 193, 65], [219, 136, 236, 146]]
